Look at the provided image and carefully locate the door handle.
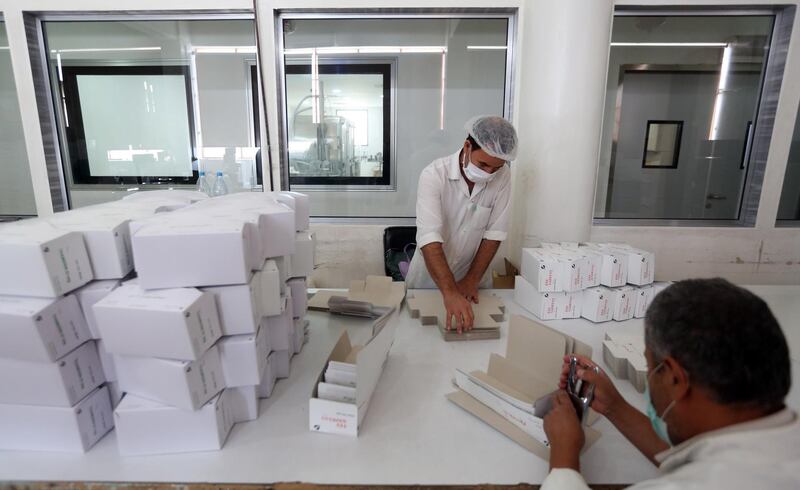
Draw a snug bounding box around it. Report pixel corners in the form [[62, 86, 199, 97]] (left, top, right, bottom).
[[706, 193, 727, 200]]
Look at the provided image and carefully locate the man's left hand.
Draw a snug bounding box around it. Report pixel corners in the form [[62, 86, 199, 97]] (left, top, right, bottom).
[[456, 277, 480, 304], [543, 391, 585, 471]]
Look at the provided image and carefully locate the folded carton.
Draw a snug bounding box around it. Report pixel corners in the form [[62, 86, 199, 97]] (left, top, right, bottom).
[[610, 286, 635, 321], [287, 277, 308, 319], [201, 274, 261, 336], [132, 218, 256, 289], [309, 276, 406, 313], [551, 252, 587, 292], [273, 349, 291, 379], [0, 294, 91, 362], [114, 390, 235, 455], [514, 275, 560, 320], [581, 287, 613, 323], [520, 248, 561, 292], [93, 284, 222, 360], [257, 352, 277, 398], [275, 255, 291, 290], [265, 294, 294, 352], [292, 319, 305, 354], [73, 279, 121, 339], [0, 386, 113, 453], [609, 247, 654, 286], [309, 309, 398, 436], [218, 325, 270, 387], [583, 245, 627, 288], [290, 231, 315, 278], [603, 332, 647, 392], [0, 341, 104, 407], [114, 344, 224, 410], [276, 191, 310, 231], [0, 223, 92, 297], [256, 259, 282, 317], [227, 385, 259, 423], [633, 285, 655, 318], [578, 249, 602, 289], [492, 258, 520, 289], [557, 291, 583, 319], [447, 315, 598, 459], [407, 290, 504, 341]]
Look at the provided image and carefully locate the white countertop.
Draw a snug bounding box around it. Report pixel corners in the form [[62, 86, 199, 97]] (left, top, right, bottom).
[[1, 286, 798, 485]]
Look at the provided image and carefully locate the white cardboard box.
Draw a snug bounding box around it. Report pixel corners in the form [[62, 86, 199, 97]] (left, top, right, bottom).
[[257, 352, 277, 398], [610, 286, 636, 321], [132, 219, 256, 289], [114, 390, 235, 456], [93, 284, 222, 361], [290, 231, 315, 278], [0, 341, 105, 407], [0, 294, 91, 362], [273, 349, 291, 379], [633, 285, 655, 318], [585, 246, 628, 288], [227, 385, 259, 423], [114, 345, 224, 411], [0, 223, 93, 297], [513, 275, 560, 320], [106, 381, 124, 408], [557, 291, 583, 319], [287, 277, 308, 319], [265, 294, 294, 352], [581, 287, 613, 323], [274, 255, 291, 289], [552, 253, 586, 292], [202, 274, 261, 336], [97, 339, 117, 382], [0, 386, 113, 453], [609, 247, 655, 286], [520, 248, 561, 292], [256, 259, 282, 317], [73, 279, 121, 339], [276, 191, 310, 231], [578, 249, 602, 288], [309, 309, 398, 437], [218, 325, 270, 387]]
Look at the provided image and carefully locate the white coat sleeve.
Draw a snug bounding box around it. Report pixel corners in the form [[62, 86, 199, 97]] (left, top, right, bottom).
[[415, 165, 445, 248], [482, 170, 511, 242], [541, 469, 592, 490]]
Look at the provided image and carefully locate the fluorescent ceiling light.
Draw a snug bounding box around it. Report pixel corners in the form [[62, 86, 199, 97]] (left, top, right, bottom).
[[194, 46, 257, 54], [467, 45, 508, 50], [284, 45, 447, 55], [610, 42, 727, 47], [50, 46, 162, 53]]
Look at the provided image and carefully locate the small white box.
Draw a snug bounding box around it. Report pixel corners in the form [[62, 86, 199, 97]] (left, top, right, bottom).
[[132, 219, 256, 289], [218, 324, 270, 387], [578, 249, 602, 288], [257, 352, 277, 398], [287, 277, 308, 319], [227, 385, 259, 423], [610, 286, 635, 321], [610, 247, 655, 286], [520, 248, 561, 292], [46, 211, 134, 279], [0, 223, 93, 297], [0, 294, 91, 362], [73, 279, 121, 339], [513, 275, 560, 320], [557, 291, 583, 319], [0, 386, 113, 453], [265, 294, 294, 352], [552, 253, 586, 292], [273, 349, 291, 379], [276, 191, 310, 231], [584, 245, 628, 288], [114, 390, 235, 456], [634, 285, 656, 318], [318, 382, 356, 404], [0, 341, 105, 407], [96, 339, 117, 382], [202, 274, 261, 336], [106, 381, 124, 408], [256, 259, 282, 317], [114, 345, 224, 411], [581, 287, 613, 323], [94, 284, 222, 361], [290, 231, 315, 278]]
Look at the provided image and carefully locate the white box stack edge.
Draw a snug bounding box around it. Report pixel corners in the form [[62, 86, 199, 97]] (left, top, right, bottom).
[[514, 242, 669, 323]]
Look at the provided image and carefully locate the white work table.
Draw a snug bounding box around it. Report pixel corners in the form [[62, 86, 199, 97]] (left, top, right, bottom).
[[1, 286, 798, 485]]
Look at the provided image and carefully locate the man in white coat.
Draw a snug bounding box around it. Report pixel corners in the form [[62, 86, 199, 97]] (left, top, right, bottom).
[[541, 278, 799, 489], [405, 116, 517, 333]]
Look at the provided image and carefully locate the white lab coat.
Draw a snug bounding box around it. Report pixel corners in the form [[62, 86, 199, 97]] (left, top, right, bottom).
[[405, 150, 511, 289], [541, 409, 800, 490]]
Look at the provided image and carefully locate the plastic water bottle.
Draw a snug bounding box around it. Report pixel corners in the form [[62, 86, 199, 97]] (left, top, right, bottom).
[[212, 170, 228, 196], [196, 170, 212, 195]]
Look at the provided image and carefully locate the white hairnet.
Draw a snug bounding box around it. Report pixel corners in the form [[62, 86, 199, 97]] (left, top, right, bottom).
[[464, 115, 518, 161]]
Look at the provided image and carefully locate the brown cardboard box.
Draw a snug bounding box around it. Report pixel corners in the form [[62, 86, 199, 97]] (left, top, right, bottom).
[[492, 258, 520, 289], [308, 276, 406, 312]]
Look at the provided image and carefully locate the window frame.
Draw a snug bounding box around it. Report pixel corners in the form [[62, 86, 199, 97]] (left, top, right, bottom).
[[641, 119, 683, 170]]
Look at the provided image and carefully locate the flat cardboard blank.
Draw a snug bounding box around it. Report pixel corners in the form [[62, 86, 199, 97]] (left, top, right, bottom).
[[308, 276, 406, 312], [406, 290, 505, 341]]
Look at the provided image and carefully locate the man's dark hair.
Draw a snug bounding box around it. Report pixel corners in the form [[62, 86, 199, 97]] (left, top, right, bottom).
[[466, 134, 482, 151], [645, 278, 790, 410]]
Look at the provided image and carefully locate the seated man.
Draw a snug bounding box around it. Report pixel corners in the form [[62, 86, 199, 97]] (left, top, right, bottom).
[[542, 278, 799, 489]]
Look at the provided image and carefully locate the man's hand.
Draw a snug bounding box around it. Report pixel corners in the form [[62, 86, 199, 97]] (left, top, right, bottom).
[[559, 354, 624, 418], [456, 277, 480, 304], [543, 390, 585, 471], [443, 290, 475, 333]]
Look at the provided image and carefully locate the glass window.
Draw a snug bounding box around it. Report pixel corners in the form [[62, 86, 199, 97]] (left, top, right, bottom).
[[0, 20, 37, 217], [777, 104, 800, 223], [594, 15, 775, 221], [42, 18, 261, 208], [279, 16, 511, 218]]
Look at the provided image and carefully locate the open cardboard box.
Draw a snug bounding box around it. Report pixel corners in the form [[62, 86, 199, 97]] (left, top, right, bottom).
[[309, 308, 399, 436], [447, 314, 601, 459], [308, 276, 406, 313], [492, 258, 520, 289]]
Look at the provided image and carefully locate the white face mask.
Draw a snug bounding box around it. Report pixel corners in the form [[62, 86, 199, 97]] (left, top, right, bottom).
[[462, 150, 497, 184]]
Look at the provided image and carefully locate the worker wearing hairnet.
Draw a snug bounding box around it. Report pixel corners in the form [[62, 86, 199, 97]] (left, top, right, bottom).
[[405, 115, 518, 333]]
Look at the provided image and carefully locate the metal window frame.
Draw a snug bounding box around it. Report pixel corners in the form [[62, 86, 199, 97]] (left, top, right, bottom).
[[641, 119, 683, 169], [594, 6, 795, 228], [273, 8, 517, 196]]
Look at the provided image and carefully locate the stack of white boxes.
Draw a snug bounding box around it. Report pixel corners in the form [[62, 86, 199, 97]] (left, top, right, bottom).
[[514, 242, 666, 323], [98, 190, 312, 455]]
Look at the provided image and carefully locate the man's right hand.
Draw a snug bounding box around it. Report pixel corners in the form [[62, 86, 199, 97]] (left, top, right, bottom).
[[443, 290, 475, 333], [559, 354, 625, 418]]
